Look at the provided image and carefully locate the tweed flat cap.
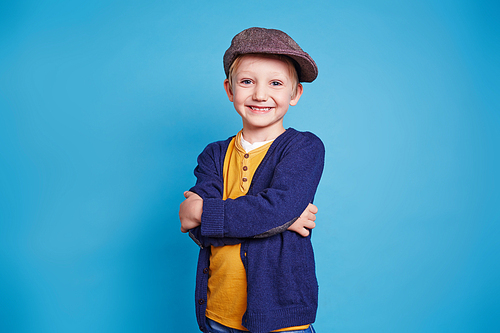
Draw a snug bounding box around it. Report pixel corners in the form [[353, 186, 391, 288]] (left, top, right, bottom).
[[223, 27, 318, 82]]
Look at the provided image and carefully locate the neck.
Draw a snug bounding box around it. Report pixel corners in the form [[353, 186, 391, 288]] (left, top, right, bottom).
[[241, 123, 286, 144]]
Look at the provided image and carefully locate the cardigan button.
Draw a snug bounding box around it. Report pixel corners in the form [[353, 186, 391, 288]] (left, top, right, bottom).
[[203, 267, 209, 274], [242, 166, 248, 171], [244, 153, 249, 158], [198, 298, 205, 305], [242, 177, 248, 182]]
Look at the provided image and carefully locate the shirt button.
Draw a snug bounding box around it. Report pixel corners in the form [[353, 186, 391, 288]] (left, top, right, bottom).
[[242, 177, 248, 182], [199, 326, 204, 331], [198, 298, 205, 305], [203, 268, 209, 274], [242, 166, 248, 171], [244, 153, 249, 158]]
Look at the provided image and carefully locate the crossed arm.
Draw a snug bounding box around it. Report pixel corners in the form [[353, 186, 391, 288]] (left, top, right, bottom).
[[180, 132, 324, 242], [179, 190, 318, 237]]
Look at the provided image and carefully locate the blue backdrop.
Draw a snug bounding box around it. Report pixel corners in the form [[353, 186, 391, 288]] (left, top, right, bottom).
[[1, 1, 498, 332]]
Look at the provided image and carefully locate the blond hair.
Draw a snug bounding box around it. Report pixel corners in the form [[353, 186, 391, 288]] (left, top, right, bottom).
[[227, 54, 300, 98]]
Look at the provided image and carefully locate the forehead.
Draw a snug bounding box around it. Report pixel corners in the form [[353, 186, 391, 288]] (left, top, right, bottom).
[[234, 54, 294, 77]]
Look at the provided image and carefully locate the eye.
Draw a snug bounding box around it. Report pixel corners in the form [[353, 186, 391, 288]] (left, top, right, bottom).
[[241, 79, 252, 85], [271, 81, 283, 86]]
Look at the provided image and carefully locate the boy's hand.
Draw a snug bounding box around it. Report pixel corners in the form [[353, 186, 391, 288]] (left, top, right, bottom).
[[287, 203, 318, 237], [179, 191, 203, 233]]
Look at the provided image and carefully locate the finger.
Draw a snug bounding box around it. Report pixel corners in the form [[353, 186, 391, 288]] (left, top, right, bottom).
[[308, 212, 316, 221], [297, 216, 313, 227], [184, 191, 190, 198], [300, 220, 315, 230], [308, 203, 318, 214], [300, 207, 312, 218], [292, 220, 311, 237], [291, 224, 307, 237], [302, 212, 316, 221], [299, 228, 310, 237]]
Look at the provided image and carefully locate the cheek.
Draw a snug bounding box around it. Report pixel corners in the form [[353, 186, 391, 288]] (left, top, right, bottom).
[[278, 94, 292, 106], [233, 92, 248, 105]]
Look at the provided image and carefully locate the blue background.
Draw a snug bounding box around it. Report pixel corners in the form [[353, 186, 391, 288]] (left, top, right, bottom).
[[1, 1, 499, 332]]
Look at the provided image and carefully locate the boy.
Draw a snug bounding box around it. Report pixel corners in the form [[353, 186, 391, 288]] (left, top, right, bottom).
[[179, 27, 324, 333]]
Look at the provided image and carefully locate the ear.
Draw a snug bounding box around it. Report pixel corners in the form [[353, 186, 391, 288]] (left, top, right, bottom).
[[289, 83, 303, 106], [223, 79, 234, 102]]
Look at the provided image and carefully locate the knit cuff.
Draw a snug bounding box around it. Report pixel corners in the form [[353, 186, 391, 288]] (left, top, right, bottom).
[[201, 198, 225, 237]]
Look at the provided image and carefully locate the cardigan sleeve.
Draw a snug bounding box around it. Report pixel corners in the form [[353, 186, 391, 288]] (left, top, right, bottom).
[[200, 132, 325, 239], [188, 141, 226, 200], [187, 139, 246, 247]]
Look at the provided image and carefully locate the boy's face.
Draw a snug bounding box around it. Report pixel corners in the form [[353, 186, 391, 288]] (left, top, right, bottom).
[[224, 55, 303, 138]]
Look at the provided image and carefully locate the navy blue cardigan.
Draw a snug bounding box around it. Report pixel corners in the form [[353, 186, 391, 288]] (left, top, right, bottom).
[[188, 128, 325, 333]]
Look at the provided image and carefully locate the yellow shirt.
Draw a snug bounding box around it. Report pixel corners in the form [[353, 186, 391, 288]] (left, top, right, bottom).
[[205, 131, 309, 332]]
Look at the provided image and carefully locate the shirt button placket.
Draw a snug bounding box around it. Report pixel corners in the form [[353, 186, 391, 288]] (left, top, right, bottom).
[[241, 153, 250, 191]]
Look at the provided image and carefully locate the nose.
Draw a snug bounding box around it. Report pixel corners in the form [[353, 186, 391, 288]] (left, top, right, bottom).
[[253, 83, 267, 101]]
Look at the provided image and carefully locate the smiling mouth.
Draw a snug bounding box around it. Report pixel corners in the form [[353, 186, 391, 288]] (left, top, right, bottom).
[[249, 106, 272, 111]]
